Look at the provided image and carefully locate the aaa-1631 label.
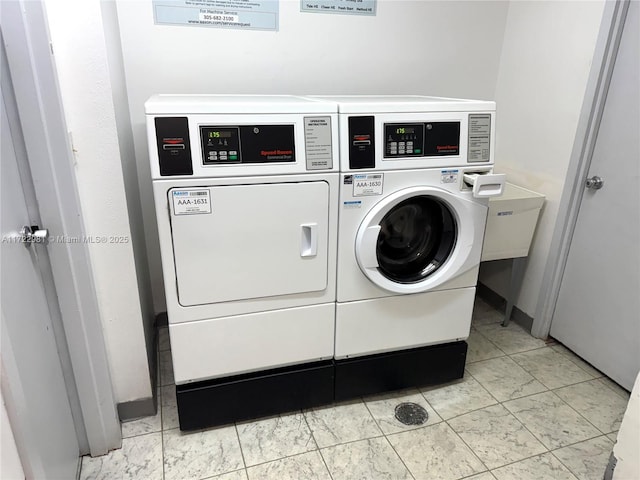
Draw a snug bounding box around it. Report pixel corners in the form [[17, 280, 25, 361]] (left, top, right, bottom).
[[172, 189, 212, 215]]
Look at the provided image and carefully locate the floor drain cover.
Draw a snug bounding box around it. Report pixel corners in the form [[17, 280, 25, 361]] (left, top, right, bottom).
[[394, 402, 428, 426]]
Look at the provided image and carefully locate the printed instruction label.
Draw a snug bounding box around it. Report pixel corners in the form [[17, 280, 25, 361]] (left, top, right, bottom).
[[304, 116, 333, 170], [468, 114, 491, 162], [441, 169, 459, 184], [353, 173, 383, 196], [301, 0, 376, 16], [172, 189, 212, 215], [153, 0, 279, 31]]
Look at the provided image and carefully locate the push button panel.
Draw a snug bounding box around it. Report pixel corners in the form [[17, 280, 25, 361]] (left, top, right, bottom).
[[383, 122, 461, 159], [201, 127, 241, 164], [200, 125, 296, 165], [384, 123, 423, 158]]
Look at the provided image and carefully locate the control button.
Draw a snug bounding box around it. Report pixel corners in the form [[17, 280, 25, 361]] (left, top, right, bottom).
[[390, 142, 397, 148], [399, 142, 406, 148], [390, 149, 398, 155], [220, 151, 227, 156], [219, 155, 228, 160], [229, 155, 238, 160], [229, 151, 238, 155], [406, 149, 413, 154], [407, 141, 414, 147], [399, 149, 406, 155], [415, 149, 422, 154]]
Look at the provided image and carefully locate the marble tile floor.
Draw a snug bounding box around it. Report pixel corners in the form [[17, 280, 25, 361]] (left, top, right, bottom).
[[83, 297, 630, 480]]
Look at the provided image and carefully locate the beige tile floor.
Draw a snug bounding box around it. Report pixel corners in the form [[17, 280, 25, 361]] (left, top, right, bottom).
[[80, 297, 630, 480]]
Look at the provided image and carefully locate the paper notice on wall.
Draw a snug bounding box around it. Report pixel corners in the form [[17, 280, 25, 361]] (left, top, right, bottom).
[[301, 0, 376, 16], [153, 0, 279, 31]]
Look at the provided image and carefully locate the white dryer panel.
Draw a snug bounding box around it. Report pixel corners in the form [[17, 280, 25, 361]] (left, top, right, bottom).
[[170, 303, 335, 383], [153, 173, 339, 324], [335, 287, 475, 359], [170, 182, 330, 306]]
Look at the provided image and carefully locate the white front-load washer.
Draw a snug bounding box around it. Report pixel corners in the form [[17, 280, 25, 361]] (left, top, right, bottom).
[[146, 95, 339, 429], [311, 95, 505, 399]]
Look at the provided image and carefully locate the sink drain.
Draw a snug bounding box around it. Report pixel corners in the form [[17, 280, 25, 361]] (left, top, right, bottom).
[[394, 402, 428, 426]]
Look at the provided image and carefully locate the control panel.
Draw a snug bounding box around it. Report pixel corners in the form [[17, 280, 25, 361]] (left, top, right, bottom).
[[383, 122, 460, 158], [384, 123, 424, 157], [200, 125, 295, 165], [201, 127, 241, 163]]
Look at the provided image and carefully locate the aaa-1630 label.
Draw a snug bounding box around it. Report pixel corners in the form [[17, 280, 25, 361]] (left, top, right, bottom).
[[353, 174, 383, 196]]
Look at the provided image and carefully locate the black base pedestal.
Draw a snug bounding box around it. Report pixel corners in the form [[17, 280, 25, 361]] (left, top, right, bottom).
[[176, 360, 334, 431], [334, 341, 467, 400], [175, 341, 467, 430]]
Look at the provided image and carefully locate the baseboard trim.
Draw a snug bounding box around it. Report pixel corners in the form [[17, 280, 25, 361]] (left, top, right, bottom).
[[604, 452, 617, 480], [156, 311, 168, 327], [118, 394, 157, 422], [477, 282, 534, 333]]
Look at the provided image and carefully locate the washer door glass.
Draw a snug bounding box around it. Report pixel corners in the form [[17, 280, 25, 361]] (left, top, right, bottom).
[[376, 196, 456, 283]]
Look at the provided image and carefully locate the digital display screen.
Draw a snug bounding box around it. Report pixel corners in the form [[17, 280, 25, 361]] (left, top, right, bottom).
[[384, 123, 425, 158], [208, 131, 232, 139]]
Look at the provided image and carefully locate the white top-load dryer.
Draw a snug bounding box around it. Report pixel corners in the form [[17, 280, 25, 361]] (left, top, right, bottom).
[[310, 95, 504, 399], [146, 95, 339, 429]]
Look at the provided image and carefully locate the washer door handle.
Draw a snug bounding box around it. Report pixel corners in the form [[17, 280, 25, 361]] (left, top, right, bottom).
[[359, 225, 381, 268], [300, 223, 318, 258]]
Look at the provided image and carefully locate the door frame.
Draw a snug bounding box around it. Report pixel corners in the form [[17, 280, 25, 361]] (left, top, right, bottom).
[[533, 0, 631, 338], [1, 0, 121, 455]]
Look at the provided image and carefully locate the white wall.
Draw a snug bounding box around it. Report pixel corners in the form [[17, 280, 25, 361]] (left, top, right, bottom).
[[1, 395, 25, 480], [45, 0, 153, 404], [479, 0, 606, 317], [114, 0, 510, 313], [100, 1, 157, 385]]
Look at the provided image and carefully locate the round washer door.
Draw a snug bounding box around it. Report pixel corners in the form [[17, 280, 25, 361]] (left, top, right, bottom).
[[355, 186, 481, 294]]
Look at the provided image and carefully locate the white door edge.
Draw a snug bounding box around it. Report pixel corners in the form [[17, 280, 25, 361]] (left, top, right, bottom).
[[1, 0, 121, 455], [532, 0, 630, 338]]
